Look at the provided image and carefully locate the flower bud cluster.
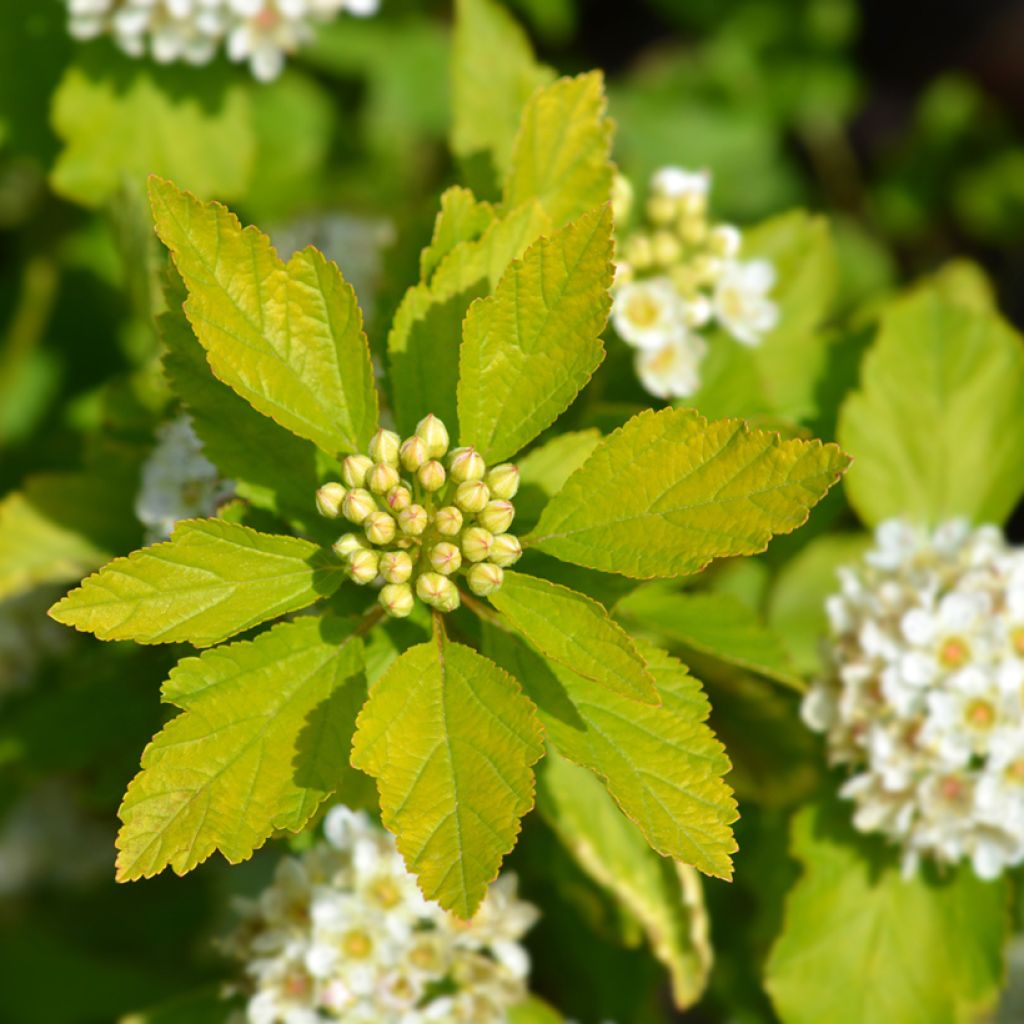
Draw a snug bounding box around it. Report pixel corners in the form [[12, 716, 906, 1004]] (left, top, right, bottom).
[[223, 805, 539, 1024], [802, 519, 1024, 880], [318, 416, 522, 618], [65, 0, 378, 82], [611, 166, 778, 399]]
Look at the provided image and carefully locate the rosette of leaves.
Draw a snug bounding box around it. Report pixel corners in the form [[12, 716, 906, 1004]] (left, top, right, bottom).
[[48, 70, 847, 925]]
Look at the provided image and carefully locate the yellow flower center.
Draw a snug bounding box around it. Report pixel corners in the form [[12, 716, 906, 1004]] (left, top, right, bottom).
[[370, 877, 402, 909], [342, 929, 373, 959], [965, 698, 995, 729], [939, 637, 969, 668], [1012, 627, 1024, 657], [624, 292, 661, 329]]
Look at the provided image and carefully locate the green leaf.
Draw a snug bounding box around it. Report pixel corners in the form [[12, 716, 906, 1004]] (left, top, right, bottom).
[[49, 519, 342, 647], [50, 54, 254, 208], [490, 571, 658, 704], [514, 428, 603, 528], [529, 407, 849, 578], [617, 588, 803, 690], [486, 630, 737, 879], [149, 176, 378, 456], [351, 629, 544, 917], [420, 186, 496, 283], [457, 206, 613, 463], [838, 290, 1024, 526], [765, 799, 1008, 1024], [116, 616, 366, 881], [538, 751, 712, 1009], [507, 997, 564, 1024], [503, 71, 614, 228]]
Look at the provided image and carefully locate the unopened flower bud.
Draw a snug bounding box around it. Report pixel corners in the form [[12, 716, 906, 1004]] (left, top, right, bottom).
[[651, 230, 682, 267], [489, 533, 522, 567], [434, 506, 463, 536], [448, 446, 486, 483], [368, 428, 401, 466], [676, 214, 707, 247], [364, 510, 396, 546], [385, 485, 412, 512], [429, 542, 462, 576], [462, 527, 494, 563], [624, 233, 654, 270], [416, 572, 459, 612], [398, 504, 428, 536], [316, 482, 347, 519], [645, 194, 677, 226], [400, 435, 428, 472], [477, 500, 515, 534], [341, 454, 374, 489], [347, 549, 379, 585], [692, 253, 723, 285], [611, 173, 633, 223], [332, 532, 366, 559], [485, 464, 519, 500], [678, 191, 707, 219], [708, 223, 742, 258], [342, 488, 376, 524], [367, 462, 400, 495], [379, 582, 414, 618], [455, 480, 489, 514], [669, 264, 702, 297], [415, 414, 449, 458], [467, 562, 504, 596], [417, 460, 446, 492], [379, 550, 413, 584]]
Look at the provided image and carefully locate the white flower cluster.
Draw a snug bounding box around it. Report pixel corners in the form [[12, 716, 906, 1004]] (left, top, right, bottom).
[[224, 806, 539, 1023], [611, 167, 778, 400], [135, 415, 234, 542], [66, 0, 379, 82], [802, 519, 1024, 879]]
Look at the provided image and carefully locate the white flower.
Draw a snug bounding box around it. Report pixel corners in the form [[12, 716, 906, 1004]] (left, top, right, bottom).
[[650, 166, 710, 200], [712, 258, 778, 346], [634, 330, 707, 399], [611, 276, 683, 351], [803, 518, 1024, 879]]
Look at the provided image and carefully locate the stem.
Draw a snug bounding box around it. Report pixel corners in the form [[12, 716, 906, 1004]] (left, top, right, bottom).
[[353, 603, 385, 638], [459, 590, 510, 632]]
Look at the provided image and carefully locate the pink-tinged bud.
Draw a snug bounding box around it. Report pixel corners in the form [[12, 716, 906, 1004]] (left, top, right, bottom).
[[455, 480, 489, 514], [379, 582, 414, 618], [385, 485, 412, 512], [400, 435, 428, 472], [341, 454, 373, 489], [364, 510, 396, 546], [462, 527, 494, 563], [379, 550, 413, 584], [448, 446, 486, 483], [368, 428, 401, 466], [398, 504, 428, 537], [434, 506, 463, 536], [489, 533, 522, 568], [347, 549, 379, 585], [416, 571, 459, 612], [342, 488, 376, 524], [429, 542, 462, 576], [485, 463, 519, 499], [332, 532, 365, 559], [477, 500, 514, 535], [467, 562, 504, 596], [367, 463, 400, 495], [316, 482, 347, 519], [417, 460, 446, 493], [415, 414, 449, 458]]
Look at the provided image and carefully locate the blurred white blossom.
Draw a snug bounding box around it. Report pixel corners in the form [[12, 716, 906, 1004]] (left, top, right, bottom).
[[802, 518, 1024, 880], [224, 806, 539, 1022]]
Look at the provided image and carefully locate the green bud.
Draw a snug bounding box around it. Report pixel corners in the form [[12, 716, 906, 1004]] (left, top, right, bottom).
[[367, 462, 400, 495], [364, 510, 396, 546], [429, 541, 462, 576], [611, 173, 633, 223], [669, 264, 702, 297], [398, 504, 428, 537], [676, 214, 707, 247], [486, 464, 519, 499], [678, 191, 707, 219], [416, 571, 459, 612], [623, 232, 654, 270], [347, 549, 379, 585], [399, 435, 428, 472], [341, 454, 374, 489], [379, 582, 414, 618], [315, 482, 347, 519], [448, 446, 486, 483], [417, 459, 446, 493], [368, 428, 401, 466], [455, 479, 489, 514], [467, 562, 504, 596], [434, 505, 463, 536], [415, 414, 449, 458], [477, 500, 515, 534], [341, 488, 376, 524], [645, 194, 676, 226], [379, 549, 413, 584], [384, 485, 412, 513], [332, 532, 366, 559], [692, 253, 723, 285], [462, 526, 494, 563], [489, 533, 522, 568], [651, 229, 682, 267]]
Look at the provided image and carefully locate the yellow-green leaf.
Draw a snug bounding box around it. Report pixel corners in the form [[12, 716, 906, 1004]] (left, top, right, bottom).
[[149, 176, 378, 456], [529, 407, 849, 578], [49, 519, 342, 647], [419, 186, 495, 283], [351, 630, 544, 917], [116, 616, 366, 881]]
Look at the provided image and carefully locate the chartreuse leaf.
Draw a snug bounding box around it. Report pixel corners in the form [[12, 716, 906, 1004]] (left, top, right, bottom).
[[617, 587, 803, 690], [838, 289, 1024, 526], [351, 629, 544, 917], [116, 616, 366, 881], [508, 998, 564, 1024], [487, 630, 737, 879], [458, 206, 613, 463], [765, 799, 1007, 1024], [538, 751, 712, 1009], [503, 71, 615, 228], [490, 571, 658, 704], [149, 177, 378, 456], [419, 186, 495, 282], [529, 407, 849, 578], [49, 519, 342, 647]]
